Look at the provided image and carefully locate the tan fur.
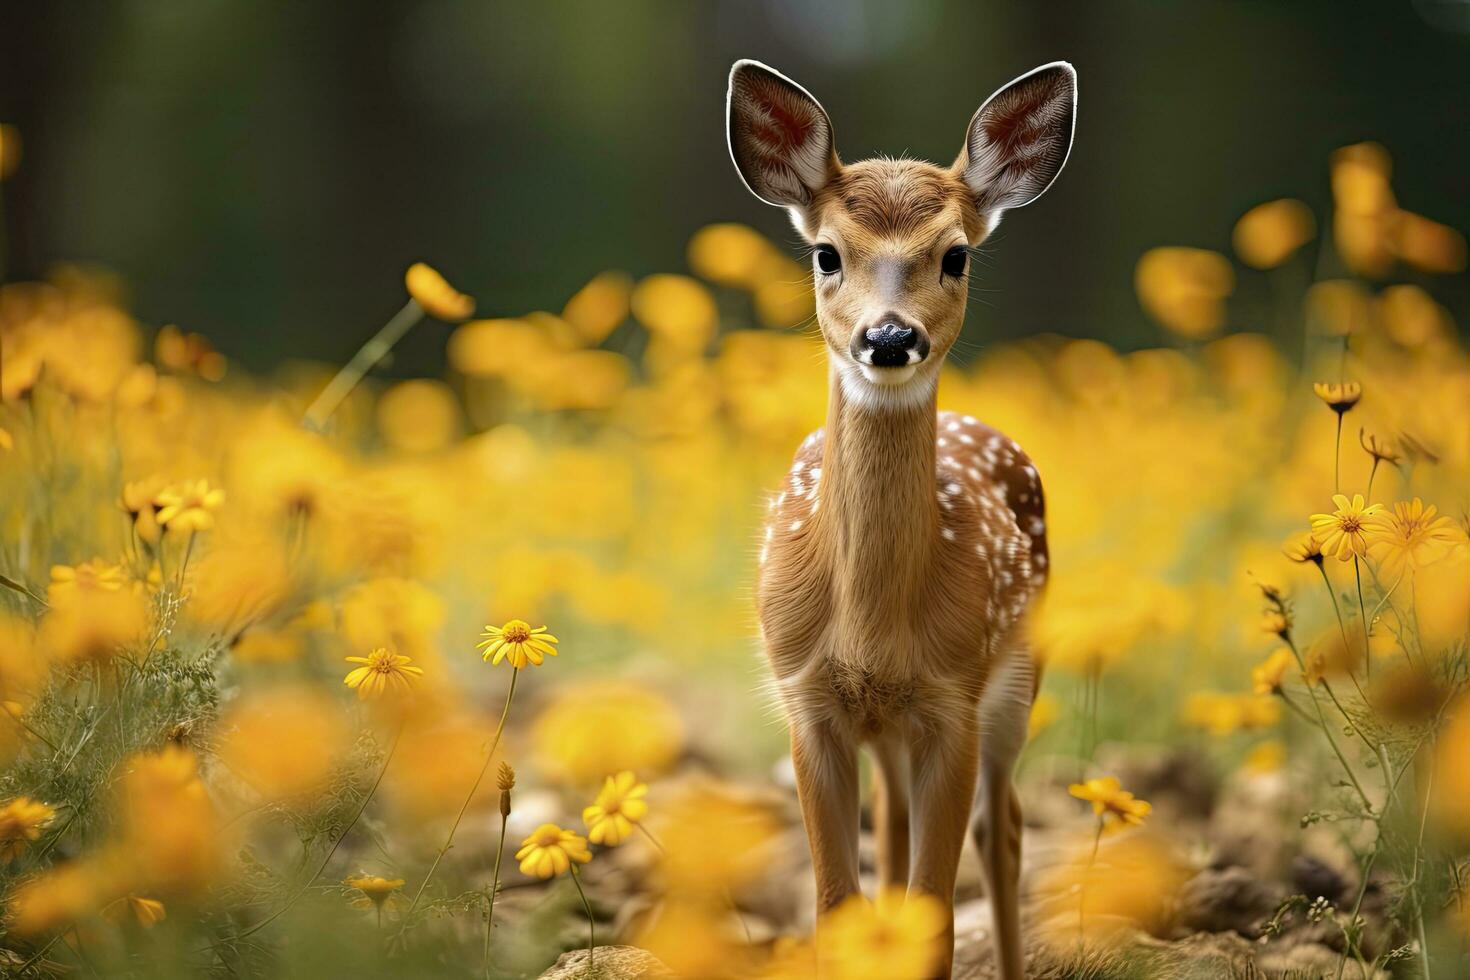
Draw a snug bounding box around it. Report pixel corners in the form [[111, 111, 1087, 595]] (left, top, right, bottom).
[[730, 59, 1073, 980]]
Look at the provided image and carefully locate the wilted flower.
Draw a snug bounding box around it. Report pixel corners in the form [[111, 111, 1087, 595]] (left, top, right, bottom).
[[344, 648, 425, 700], [155, 479, 225, 533], [1310, 494, 1384, 562], [1359, 429, 1401, 468], [406, 262, 475, 321], [515, 823, 592, 879], [1068, 776, 1152, 826], [583, 771, 650, 846], [0, 797, 55, 862], [1252, 648, 1296, 695], [345, 874, 405, 922], [1312, 381, 1362, 415], [497, 761, 515, 818], [1283, 531, 1324, 567], [101, 895, 167, 928], [477, 619, 559, 669]]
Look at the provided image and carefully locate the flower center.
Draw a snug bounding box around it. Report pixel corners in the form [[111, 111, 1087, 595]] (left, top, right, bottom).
[[531, 827, 562, 846], [370, 653, 396, 673], [503, 622, 531, 644], [1341, 517, 1361, 533]]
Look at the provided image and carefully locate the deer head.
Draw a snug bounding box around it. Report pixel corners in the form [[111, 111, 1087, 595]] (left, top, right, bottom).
[[727, 60, 1076, 409]]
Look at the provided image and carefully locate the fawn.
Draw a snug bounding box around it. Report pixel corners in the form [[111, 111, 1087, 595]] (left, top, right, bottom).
[[726, 59, 1076, 978]]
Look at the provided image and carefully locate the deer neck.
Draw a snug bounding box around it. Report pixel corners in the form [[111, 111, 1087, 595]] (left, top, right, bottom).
[[818, 362, 940, 636]]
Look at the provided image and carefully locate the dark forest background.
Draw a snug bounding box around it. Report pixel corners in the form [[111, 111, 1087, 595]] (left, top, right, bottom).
[[3, 0, 1468, 374]]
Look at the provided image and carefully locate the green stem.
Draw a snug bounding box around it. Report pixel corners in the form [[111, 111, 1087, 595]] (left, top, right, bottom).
[[1333, 412, 1343, 495], [1282, 639, 1372, 812], [400, 667, 520, 930], [303, 300, 424, 430], [176, 529, 197, 593], [1353, 557, 1371, 677], [569, 864, 596, 971], [484, 813, 509, 979], [228, 722, 402, 943]]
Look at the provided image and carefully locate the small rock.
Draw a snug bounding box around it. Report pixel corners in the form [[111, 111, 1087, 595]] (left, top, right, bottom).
[[1291, 854, 1348, 904], [539, 945, 672, 979], [1176, 866, 1283, 937]]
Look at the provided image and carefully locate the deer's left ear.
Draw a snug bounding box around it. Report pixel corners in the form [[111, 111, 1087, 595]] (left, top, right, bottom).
[[956, 62, 1076, 229]]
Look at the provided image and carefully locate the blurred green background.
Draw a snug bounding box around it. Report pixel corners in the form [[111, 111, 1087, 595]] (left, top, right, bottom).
[[3, 0, 1468, 374]]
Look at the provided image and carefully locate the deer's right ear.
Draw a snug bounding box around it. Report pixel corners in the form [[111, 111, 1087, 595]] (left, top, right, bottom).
[[727, 60, 840, 211]]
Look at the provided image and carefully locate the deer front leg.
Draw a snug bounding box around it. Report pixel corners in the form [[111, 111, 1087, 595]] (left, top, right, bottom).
[[909, 716, 980, 980], [790, 719, 861, 914]]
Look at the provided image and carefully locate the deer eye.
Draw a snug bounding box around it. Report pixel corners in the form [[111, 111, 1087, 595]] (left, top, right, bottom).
[[814, 244, 842, 275], [941, 245, 969, 278]]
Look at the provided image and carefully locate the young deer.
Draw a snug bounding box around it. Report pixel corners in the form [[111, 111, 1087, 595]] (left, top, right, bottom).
[[727, 60, 1076, 978]]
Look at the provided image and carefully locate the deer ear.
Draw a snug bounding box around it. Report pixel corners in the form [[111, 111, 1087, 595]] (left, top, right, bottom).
[[957, 62, 1076, 227], [727, 60, 840, 209]]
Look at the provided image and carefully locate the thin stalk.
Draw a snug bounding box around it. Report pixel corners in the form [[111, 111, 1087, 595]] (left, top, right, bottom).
[[303, 300, 424, 430], [176, 529, 197, 593], [569, 864, 596, 971], [484, 811, 509, 979], [1353, 557, 1371, 677], [228, 722, 403, 943], [401, 668, 520, 930], [1282, 639, 1372, 812], [1078, 818, 1104, 951], [1333, 413, 1343, 494]]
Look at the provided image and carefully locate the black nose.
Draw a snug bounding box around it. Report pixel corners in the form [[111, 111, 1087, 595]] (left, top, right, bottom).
[[858, 318, 928, 367]]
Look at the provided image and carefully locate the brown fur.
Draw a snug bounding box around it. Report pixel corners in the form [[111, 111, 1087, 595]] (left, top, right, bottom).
[[730, 58, 1074, 980]]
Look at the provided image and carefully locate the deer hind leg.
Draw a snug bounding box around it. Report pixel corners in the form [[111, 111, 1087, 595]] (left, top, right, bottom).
[[870, 731, 911, 892], [972, 646, 1034, 980], [789, 719, 862, 915], [908, 712, 980, 980]]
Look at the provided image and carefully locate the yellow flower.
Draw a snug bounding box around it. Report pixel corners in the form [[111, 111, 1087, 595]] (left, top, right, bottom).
[[1262, 610, 1291, 638], [405, 262, 475, 321], [820, 888, 947, 980], [1068, 776, 1152, 826], [344, 874, 405, 912], [154, 479, 225, 533], [102, 895, 167, 928], [1282, 531, 1324, 566], [155, 325, 226, 381], [1232, 199, 1315, 270], [477, 619, 558, 669], [1311, 381, 1362, 415], [1368, 498, 1464, 581], [121, 477, 167, 545], [1183, 692, 1282, 736], [1243, 740, 1286, 775], [1027, 693, 1060, 740], [1251, 648, 1295, 696], [48, 559, 127, 602], [0, 427, 11, 451], [515, 823, 591, 878], [1134, 247, 1234, 339], [1310, 494, 1385, 562], [0, 797, 55, 862], [583, 771, 650, 846], [343, 648, 425, 700]]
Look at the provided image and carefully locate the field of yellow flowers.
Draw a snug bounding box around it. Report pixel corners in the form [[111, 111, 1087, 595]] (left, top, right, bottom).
[[1, 138, 1469, 979]]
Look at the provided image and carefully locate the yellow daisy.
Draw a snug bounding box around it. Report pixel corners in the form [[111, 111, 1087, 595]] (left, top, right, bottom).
[[1068, 776, 1152, 827], [1309, 494, 1385, 562], [154, 479, 225, 533], [515, 823, 591, 879], [477, 620, 559, 669], [583, 771, 650, 846], [0, 797, 55, 862], [1368, 498, 1463, 581], [343, 648, 424, 700]]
